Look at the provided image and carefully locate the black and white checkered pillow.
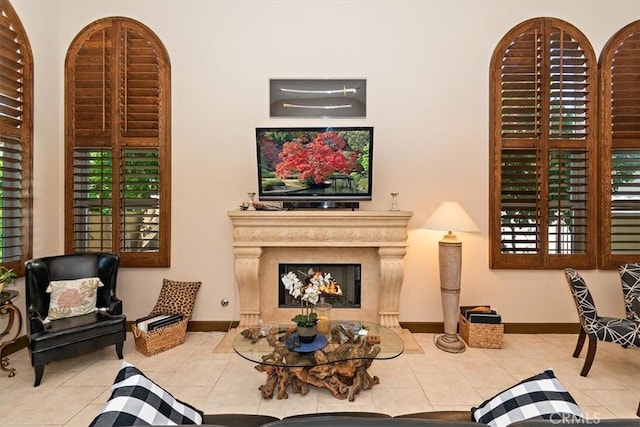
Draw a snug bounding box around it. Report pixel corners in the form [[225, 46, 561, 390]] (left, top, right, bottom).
[[90, 362, 203, 426], [471, 369, 584, 427]]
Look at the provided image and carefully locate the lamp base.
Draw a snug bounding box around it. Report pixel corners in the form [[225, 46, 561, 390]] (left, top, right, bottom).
[[435, 333, 466, 353]]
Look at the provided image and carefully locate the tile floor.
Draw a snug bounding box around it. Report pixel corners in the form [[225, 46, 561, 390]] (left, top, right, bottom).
[[0, 331, 639, 426]]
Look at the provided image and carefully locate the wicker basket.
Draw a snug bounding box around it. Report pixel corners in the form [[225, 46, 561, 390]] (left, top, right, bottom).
[[459, 314, 503, 349], [132, 318, 188, 356]]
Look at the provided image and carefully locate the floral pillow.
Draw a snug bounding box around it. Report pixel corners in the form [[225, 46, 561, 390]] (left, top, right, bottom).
[[45, 277, 104, 321]]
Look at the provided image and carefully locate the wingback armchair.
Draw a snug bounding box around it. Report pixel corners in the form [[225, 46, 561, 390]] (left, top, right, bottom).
[[25, 253, 126, 386]]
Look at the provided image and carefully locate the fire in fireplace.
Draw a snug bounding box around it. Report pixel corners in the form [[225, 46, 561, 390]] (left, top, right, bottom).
[[278, 263, 361, 309]]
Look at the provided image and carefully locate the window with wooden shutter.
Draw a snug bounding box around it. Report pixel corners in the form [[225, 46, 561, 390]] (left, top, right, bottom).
[[490, 18, 596, 269], [65, 18, 170, 267], [0, 0, 32, 275], [599, 20, 640, 269]]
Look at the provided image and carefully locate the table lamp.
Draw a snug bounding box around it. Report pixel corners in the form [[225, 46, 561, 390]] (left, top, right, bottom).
[[423, 201, 479, 353]]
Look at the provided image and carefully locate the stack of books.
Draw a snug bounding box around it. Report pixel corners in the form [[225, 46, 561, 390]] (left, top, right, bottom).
[[135, 313, 183, 333], [460, 305, 502, 324]]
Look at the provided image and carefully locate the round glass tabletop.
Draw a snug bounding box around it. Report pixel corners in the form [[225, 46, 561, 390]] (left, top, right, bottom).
[[232, 320, 404, 368]]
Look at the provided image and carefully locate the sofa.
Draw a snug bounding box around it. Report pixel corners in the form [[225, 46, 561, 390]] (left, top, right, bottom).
[[90, 363, 640, 427], [193, 412, 640, 426]]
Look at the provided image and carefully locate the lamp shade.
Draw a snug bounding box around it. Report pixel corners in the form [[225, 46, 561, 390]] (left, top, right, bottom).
[[422, 201, 479, 233]]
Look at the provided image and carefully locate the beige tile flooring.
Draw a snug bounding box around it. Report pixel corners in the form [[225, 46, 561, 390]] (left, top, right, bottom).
[[0, 331, 639, 426]]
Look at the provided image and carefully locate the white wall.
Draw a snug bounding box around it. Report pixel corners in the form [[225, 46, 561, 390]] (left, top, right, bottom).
[[11, 0, 640, 325]]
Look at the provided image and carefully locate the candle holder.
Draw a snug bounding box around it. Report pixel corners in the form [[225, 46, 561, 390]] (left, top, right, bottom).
[[316, 297, 332, 334], [247, 192, 256, 210]]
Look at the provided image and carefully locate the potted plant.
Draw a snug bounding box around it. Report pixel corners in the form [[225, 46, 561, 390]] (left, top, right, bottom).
[[0, 266, 17, 294], [281, 270, 322, 343]]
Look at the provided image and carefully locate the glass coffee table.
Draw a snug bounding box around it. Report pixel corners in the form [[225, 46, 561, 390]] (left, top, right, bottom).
[[233, 320, 404, 401]]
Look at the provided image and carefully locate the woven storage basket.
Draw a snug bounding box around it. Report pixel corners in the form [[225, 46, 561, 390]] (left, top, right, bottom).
[[132, 318, 188, 357], [459, 314, 503, 349], [133, 279, 201, 356]]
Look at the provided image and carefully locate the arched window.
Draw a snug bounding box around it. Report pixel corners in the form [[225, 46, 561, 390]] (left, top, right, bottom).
[[598, 20, 640, 269], [0, 0, 33, 275], [65, 17, 171, 267], [489, 18, 597, 269]]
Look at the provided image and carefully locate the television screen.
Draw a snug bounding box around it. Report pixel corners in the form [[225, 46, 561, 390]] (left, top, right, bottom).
[[256, 127, 373, 203]]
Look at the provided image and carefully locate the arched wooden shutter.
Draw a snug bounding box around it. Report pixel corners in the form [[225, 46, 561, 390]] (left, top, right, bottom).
[[0, 0, 32, 274], [599, 20, 640, 269], [65, 17, 171, 267], [490, 18, 596, 269]]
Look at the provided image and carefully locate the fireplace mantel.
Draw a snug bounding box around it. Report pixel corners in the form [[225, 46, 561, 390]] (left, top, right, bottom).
[[228, 210, 413, 329]]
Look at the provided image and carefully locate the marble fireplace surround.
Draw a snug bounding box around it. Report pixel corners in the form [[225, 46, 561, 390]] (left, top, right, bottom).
[[227, 210, 413, 330]]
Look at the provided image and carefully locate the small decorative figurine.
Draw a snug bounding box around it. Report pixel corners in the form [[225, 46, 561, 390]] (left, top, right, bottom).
[[390, 193, 399, 211]]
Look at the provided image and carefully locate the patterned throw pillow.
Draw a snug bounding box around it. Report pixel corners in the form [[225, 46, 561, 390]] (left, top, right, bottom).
[[149, 279, 201, 320], [471, 369, 584, 427], [90, 362, 203, 426], [45, 277, 104, 321]]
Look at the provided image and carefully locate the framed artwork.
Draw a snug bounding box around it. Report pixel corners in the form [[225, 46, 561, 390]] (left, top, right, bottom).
[[270, 78, 366, 118]]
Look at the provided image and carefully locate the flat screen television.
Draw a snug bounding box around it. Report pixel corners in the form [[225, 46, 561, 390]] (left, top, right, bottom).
[[256, 127, 373, 209]]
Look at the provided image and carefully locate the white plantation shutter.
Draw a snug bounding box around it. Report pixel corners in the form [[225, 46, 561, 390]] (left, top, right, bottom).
[[599, 20, 640, 268], [66, 18, 170, 267], [490, 18, 596, 269], [0, 0, 32, 273]]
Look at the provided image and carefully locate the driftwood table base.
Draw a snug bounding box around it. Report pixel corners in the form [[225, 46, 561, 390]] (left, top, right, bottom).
[[253, 327, 382, 401]]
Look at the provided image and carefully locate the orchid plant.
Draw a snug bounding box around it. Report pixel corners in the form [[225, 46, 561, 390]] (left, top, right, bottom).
[[281, 270, 322, 327]]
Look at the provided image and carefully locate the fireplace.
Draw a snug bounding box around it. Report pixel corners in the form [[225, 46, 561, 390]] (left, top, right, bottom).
[[278, 263, 362, 309], [228, 210, 412, 329]]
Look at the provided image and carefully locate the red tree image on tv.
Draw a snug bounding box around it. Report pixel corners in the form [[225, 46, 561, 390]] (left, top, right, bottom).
[[275, 131, 358, 185], [259, 138, 280, 170]]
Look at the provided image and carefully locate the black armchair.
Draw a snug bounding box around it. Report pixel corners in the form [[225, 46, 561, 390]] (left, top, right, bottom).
[[25, 253, 126, 387]]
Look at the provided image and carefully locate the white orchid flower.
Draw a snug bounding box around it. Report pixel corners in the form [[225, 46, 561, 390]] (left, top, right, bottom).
[[300, 283, 319, 304], [291, 287, 302, 299], [281, 271, 303, 295], [307, 292, 320, 305]]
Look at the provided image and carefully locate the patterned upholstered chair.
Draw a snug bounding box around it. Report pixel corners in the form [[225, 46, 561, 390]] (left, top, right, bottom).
[[619, 263, 640, 322], [564, 268, 640, 376]]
